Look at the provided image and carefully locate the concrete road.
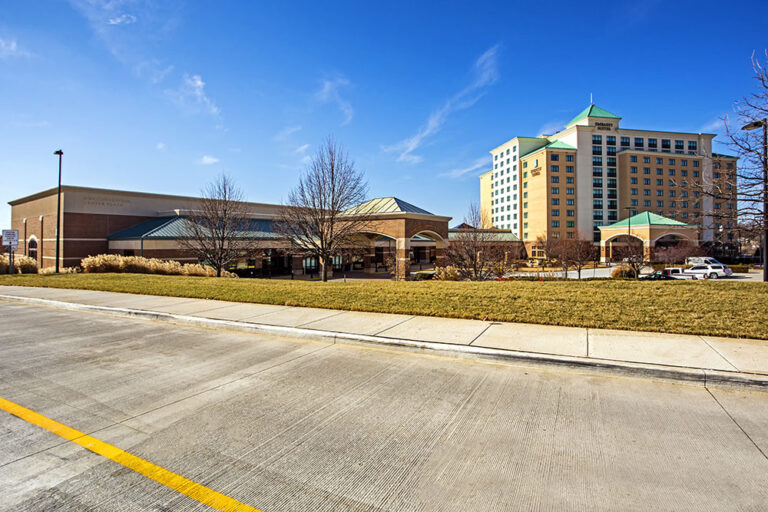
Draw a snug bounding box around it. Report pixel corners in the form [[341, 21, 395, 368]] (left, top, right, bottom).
[[1, 302, 767, 511]]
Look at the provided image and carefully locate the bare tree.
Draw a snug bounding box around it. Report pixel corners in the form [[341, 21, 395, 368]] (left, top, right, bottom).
[[180, 174, 261, 277], [276, 137, 370, 282], [720, 51, 768, 280], [444, 203, 511, 280], [610, 237, 644, 278], [557, 233, 595, 279]]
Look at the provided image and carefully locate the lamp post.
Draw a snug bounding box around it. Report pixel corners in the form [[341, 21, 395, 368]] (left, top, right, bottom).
[[53, 150, 63, 273], [741, 119, 767, 282]]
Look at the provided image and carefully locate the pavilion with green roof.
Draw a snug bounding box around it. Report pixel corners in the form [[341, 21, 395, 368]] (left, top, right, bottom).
[[598, 211, 699, 262]]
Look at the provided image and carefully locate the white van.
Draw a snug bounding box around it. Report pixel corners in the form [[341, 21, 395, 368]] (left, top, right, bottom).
[[686, 256, 721, 266], [686, 263, 733, 279]]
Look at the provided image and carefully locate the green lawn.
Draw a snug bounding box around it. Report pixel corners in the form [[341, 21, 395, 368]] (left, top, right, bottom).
[[0, 273, 766, 340]]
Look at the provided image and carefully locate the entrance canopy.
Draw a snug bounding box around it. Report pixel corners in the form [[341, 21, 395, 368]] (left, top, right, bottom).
[[598, 212, 698, 262]]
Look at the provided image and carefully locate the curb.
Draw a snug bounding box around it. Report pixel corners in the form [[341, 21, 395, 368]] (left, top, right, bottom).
[[3, 293, 767, 390]]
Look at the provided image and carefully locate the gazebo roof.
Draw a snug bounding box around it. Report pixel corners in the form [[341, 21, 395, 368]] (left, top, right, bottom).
[[600, 212, 688, 229]]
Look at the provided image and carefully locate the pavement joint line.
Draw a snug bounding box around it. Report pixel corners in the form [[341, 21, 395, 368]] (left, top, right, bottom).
[[295, 310, 347, 328], [703, 385, 768, 462], [586, 328, 590, 357], [468, 322, 494, 346], [2, 293, 768, 390], [0, 396, 261, 512], [370, 315, 415, 336], [698, 335, 740, 372]]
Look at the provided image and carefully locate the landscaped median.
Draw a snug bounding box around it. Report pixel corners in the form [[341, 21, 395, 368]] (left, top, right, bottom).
[[0, 273, 766, 340]]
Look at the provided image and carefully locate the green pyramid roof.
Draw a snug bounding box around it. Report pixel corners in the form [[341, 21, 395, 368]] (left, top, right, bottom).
[[545, 140, 576, 150], [602, 211, 688, 229], [566, 104, 621, 127]]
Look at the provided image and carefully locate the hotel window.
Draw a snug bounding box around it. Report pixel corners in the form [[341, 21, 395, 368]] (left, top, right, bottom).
[[524, 212, 528, 219], [552, 198, 560, 205], [656, 168, 663, 175], [607, 157, 616, 166], [592, 145, 602, 155], [643, 167, 650, 174], [630, 155, 638, 163], [607, 178, 616, 188], [681, 212, 689, 219], [566, 176, 574, 184], [656, 190, 664, 197], [552, 220, 560, 228], [566, 210, 575, 217], [681, 169, 687, 177], [644, 189, 651, 196], [688, 141, 697, 151], [513, 146, 517, 152], [567, 220, 575, 227], [524, 182, 527, 188], [648, 138, 657, 148], [494, 154, 498, 160], [620, 136, 630, 147], [551, 165, 560, 172], [713, 172, 721, 179], [593, 178, 603, 187], [524, 192, 528, 198], [592, 135, 602, 144], [669, 169, 676, 176], [523, 202, 528, 209], [656, 178, 663, 186], [675, 140, 684, 150], [634, 137, 644, 147], [523, 162, 528, 168], [681, 190, 688, 197], [727, 203, 734, 210], [631, 177, 638, 184], [566, 166, 574, 172], [566, 187, 575, 194], [551, 187, 559, 194], [495, 164, 498, 169], [551, 176, 560, 183], [693, 170, 700, 178], [631, 199, 638, 206], [631, 166, 638, 173], [566, 198, 574, 205], [655, 157, 663, 164], [668, 179, 676, 187], [566, 154, 574, 162], [669, 190, 676, 197], [506, 159, 510, 164], [607, 146, 616, 155], [694, 202, 700, 208], [523, 171, 528, 178], [693, 160, 700, 168], [643, 178, 650, 185], [693, 191, 700, 198], [661, 139, 671, 150], [631, 188, 638, 195], [534, 159, 539, 167], [644, 200, 651, 207], [668, 158, 675, 165], [593, 200, 603, 209], [551, 154, 559, 161], [714, 203, 721, 209], [506, 149, 510, 155], [552, 209, 560, 217], [681, 159, 688, 166], [593, 157, 602, 165], [657, 200, 664, 207], [606, 135, 616, 146], [593, 189, 603, 198], [593, 167, 603, 176], [682, 201, 688, 208], [726, 162, 734, 169], [513, 155, 517, 161]]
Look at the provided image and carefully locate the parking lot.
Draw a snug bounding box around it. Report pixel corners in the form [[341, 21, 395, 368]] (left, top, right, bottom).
[[1, 301, 767, 511]]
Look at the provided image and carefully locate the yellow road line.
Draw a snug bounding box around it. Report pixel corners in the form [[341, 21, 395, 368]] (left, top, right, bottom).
[[0, 397, 261, 512]]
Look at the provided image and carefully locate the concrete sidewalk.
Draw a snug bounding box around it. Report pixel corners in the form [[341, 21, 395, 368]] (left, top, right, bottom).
[[1, 284, 767, 388]]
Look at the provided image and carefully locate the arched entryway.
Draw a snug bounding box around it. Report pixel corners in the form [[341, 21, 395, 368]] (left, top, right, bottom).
[[27, 237, 38, 262], [604, 234, 645, 263]]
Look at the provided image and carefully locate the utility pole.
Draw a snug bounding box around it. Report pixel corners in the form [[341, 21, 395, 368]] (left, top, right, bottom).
[[54, 150, 63, 273]]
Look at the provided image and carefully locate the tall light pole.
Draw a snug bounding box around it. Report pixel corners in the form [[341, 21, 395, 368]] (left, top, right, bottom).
[[624, 206, 635, 276], [54, 150, 63, 273], [741, 119, 767, 282]]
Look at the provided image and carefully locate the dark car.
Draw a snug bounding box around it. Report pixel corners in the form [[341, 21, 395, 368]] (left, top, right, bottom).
[[638, 271, 679, 281]]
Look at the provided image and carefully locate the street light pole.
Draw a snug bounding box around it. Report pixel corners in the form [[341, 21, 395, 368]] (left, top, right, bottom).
[[624, 206, 634, 276], [54, 150, 63, 273], [741, 119, 768, 282]]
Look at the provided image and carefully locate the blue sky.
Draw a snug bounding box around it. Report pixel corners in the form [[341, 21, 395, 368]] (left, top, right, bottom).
[[2, 1, 767, 226]]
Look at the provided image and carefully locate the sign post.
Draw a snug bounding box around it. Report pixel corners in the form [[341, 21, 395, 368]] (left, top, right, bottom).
[[2, 229, 19, 274]]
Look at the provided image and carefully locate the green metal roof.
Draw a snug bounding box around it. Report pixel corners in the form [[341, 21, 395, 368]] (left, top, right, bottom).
[[448, 228, 520, 242], [108, 216, 280, 240], [545, 140, 576, 150], [344, 197, 434, 216], [601, 211, 688, 229], [566, 104, 621, 127]]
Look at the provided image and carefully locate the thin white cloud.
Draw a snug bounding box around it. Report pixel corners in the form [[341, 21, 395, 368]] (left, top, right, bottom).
[[385, 45, 500, 164], [156, 142, 166, 150], [295, 143, 311, 154], [700, 117, 725, 134], [135, 59, 174, 84], [301, 155, 312, 164], [0, 38, 30, 59], [166, 73, 220, 116], [199, 155, 219, 165], [439, 157, 490, 179], [537, 120, 567, 136], [108, 13, 137, 25], [315, 77, 353, 125], [274, 125, 302, 141]]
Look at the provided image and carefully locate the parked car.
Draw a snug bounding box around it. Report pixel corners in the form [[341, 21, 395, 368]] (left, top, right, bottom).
[[685, 256, 722, 266], [639, 271, 681, 280], [685, 263, 733, 279], [660, 267, 701, 280]]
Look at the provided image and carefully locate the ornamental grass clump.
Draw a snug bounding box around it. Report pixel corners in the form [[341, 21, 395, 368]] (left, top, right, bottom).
[[80, 254, 234, 277], [14, 255, 39, 274]]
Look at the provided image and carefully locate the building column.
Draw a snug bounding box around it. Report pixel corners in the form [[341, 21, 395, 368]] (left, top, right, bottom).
[[600, 241, 608, 263], [395, 237, 410, 280]]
